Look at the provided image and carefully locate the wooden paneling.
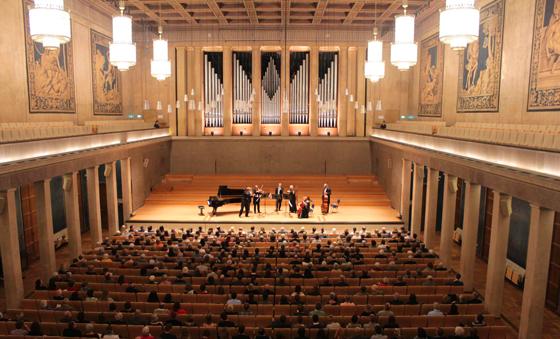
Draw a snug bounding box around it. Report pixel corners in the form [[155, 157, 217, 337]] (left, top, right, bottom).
[[19, 184, 39, 264], [546, 212, 560, 314], [480, 188, 494, 262], [454, 178, 465, 229]]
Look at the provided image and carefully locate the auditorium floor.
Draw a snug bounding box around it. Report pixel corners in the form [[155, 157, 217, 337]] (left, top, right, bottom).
[[2, 229, 560, 338], [431, 233, 560, 339], [0, 231, 105, 312]]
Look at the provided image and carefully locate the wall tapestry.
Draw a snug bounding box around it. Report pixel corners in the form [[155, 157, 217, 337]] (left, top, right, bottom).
[[457, 0, 505, 112], [91, 30, 123, 115], [418, 33, 444, 117], [528, 0, 560, 110], [23, 2, 76, 113]]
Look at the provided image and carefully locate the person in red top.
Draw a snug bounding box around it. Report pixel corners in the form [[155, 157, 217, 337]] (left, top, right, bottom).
[[136, 326, 154, 339], [172, 301, 187, 315]]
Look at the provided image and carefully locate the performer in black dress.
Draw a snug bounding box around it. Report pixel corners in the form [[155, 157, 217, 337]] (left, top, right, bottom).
[[253, 185, 262, 214], [288, 185, 297, 213], [274, 183, 283, 212], [239, 186, 252, 217]]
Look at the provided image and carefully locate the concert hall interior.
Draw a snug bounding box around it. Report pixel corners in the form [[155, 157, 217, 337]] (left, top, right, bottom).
[[1, 0, 560, 338]]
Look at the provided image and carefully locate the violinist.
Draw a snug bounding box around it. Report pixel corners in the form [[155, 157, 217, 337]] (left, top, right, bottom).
[[253, 185, 263, 214], [239, 186, 252, 217]]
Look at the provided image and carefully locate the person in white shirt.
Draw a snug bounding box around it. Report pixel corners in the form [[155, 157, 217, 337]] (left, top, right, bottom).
[[226, 292, 242, 305], [427, 302, 444, 316]]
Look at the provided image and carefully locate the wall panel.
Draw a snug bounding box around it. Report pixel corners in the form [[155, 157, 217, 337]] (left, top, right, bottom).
[[170, 137, 371, 175]]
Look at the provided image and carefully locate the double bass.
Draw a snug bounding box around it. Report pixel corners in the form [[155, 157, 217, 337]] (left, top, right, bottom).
[[321, 193, 329, 214]]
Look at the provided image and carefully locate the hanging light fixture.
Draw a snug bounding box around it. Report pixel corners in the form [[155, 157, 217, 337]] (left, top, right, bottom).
[[151, 26, 171, 80], [365, 1, 385, 82], [439, 0, 479, 50], [110, 0, 136, 71], [365, 27, 385, 82], [390, 1, 417, 71], [29, 0, 71, 50]]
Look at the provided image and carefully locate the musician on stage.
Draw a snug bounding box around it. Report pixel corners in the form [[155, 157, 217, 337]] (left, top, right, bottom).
[[288, 185, 297, 213], [298, 196, 312, 219], [253, 185, 263, 214], [275, 183, 283, 212], [322, 183, 332, 214], [239, 186, 252, 217]]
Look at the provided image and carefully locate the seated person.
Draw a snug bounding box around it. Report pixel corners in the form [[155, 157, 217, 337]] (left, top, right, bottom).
[[217, 312, 235, 327], [232, 325, 250, 339], [472, 313, 487, 327], [270, 315, 291, 329]]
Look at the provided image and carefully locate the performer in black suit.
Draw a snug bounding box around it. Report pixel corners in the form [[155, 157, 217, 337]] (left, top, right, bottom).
[[239, 186, 252, 217], [275, 183, 283, 212], [253, 185, 262, 214], [288, 185, 297, 213], [322, 183, 332, 214]]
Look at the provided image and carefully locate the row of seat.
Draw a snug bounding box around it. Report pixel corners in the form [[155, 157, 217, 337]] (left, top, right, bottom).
[[19, 301, 485, 317], [0, 120, 154, 144], [0, 126, 91, 143], [0, 122, 74, 128], [438, 126, 560, 150], [51, 282, 463, 295], [384, 121, 560, 151], [454, 122, 560, 132], [0, 322, 515, 339], [85, 120, 153, 134]]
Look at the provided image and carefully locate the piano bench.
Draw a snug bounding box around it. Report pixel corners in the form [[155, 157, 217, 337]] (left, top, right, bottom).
[[198, 205, 205, 216]]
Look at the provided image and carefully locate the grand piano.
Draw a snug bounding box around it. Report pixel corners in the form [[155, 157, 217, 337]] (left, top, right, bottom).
[[207, 185, 245, 215]]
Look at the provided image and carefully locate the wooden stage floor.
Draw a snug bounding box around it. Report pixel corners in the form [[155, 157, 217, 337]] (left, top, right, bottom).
[[129, 174, 402, 226]]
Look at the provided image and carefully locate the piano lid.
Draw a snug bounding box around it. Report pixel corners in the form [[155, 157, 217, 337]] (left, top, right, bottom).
[[217, 185, 246, 197]]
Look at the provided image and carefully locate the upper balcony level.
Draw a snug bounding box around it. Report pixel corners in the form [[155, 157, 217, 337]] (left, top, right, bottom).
[[0, 121, 170, 167], [371, 122, 560, 181]]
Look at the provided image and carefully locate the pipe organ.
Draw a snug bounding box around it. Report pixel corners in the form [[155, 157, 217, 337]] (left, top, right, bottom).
[[318, 52, 338, 128], [204, 52, 224, 128], [233, 52, 253, 125], [289, 52, 310, 125], [260, 52, 281, 125]]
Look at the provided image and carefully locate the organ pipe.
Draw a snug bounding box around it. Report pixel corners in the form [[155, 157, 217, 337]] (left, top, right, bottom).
[[318, 52, 338, 128], [261, 53, 281, 124], [204, 52, 224, 128], [233, 53, 253, 125], [289, 52, 309, 124]]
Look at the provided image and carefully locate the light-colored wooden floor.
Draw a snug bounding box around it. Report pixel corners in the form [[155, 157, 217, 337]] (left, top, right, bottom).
[[130, 174, 402, 225]]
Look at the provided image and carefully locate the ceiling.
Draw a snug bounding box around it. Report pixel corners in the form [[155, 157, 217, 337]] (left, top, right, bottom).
[[103, 0, 431, 31]]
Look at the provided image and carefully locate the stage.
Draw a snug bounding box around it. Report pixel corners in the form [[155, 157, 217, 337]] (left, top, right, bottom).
[[128, 175, 402, 227]]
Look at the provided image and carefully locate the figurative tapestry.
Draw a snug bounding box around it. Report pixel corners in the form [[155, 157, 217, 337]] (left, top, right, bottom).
[[457, 0, 505, 112], [418, 33, 444, 117], [91, 30, 123, 115], [23, 3, 75, 113], [528, 0, 560, 110]]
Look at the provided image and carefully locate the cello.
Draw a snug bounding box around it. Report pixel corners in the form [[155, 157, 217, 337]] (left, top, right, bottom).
[[298, 197, 313, 219]]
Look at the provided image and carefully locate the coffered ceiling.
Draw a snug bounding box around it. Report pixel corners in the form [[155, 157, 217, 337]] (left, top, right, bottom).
[[101, 0, 432, 31]]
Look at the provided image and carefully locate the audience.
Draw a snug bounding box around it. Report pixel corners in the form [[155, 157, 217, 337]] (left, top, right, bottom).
[[4, 225, 511, 339]]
